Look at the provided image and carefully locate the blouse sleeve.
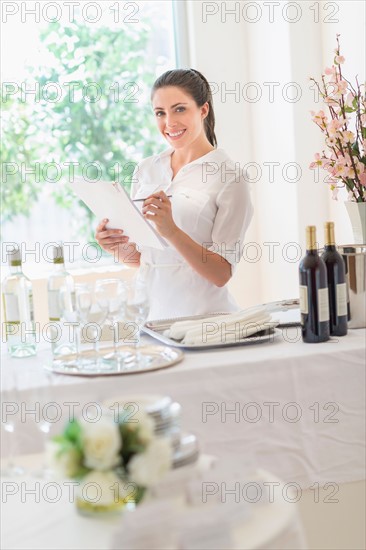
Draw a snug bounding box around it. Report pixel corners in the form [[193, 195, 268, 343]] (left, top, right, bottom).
[[207, 174, 254, 273]]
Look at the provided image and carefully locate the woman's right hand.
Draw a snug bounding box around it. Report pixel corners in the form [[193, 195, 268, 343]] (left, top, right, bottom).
[[95, 219, 130, 254]]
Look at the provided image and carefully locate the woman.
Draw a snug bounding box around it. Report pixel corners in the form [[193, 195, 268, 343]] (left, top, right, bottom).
[[95, 69, 253, 320]]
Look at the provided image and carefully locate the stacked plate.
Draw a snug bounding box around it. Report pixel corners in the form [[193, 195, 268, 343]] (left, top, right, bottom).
[[172, 433, 199, 469], [102, 394, 199, 469]]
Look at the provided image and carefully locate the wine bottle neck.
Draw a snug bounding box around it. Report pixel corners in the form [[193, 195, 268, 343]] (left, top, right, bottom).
[[52, 261, 66, 273], [305, 226, 317, 251], [324, 222, 335, 246]]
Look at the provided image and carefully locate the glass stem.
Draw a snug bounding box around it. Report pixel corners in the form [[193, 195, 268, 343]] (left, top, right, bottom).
[[113, 320, 119, 356], [40, 425, 51, 473], [134, 324, 141, 361], [7, 430, 15, 468], [93, 327, 100, 367], [93, 334, 99, 357], [74, 322, 81, 357], [3, 428, 23, 476]]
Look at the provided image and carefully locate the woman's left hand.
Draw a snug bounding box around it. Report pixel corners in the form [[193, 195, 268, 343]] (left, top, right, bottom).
[[142, 191, 179, 239]]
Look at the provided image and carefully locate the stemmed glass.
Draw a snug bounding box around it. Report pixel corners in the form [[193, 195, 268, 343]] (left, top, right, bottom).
[[81, 299, 109, 371], [95, 278, 127, 367], [32, 392, 53, 478], [30, 370, 63, 479], [58, 284, 92, 369], [74, 283, 94, 367], [1, 369, 24, 476], [125, 278, 151, 367]]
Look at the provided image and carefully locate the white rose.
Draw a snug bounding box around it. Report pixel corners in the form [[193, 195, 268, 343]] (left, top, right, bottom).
[[78, 470, 128, 506], [80, 416, 122, 471], [122, 410, 155, 445], [124, 410, 155, 444], [128, 438, 172, 487], [46, 441, 80, 479]]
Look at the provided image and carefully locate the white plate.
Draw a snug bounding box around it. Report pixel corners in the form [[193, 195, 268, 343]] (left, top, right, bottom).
[[103, 394, 172, 415]]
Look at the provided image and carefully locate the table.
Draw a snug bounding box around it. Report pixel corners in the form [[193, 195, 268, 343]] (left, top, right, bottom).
[[2, 328, 365, 488], [2, 328, 365, 549], [1, 454, 306, 550]]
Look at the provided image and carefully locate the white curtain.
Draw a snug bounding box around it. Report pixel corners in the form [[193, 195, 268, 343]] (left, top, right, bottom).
[[182, 0, 365, 307]]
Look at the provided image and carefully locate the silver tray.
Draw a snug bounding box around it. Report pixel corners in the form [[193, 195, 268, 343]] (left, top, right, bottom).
[[44, 345, 184, 377], [143, 314, 281, 350]]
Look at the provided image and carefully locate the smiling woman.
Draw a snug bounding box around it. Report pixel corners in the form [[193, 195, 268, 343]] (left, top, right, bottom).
[[95, 69, 254, 320], [152, 68, 217, 151]]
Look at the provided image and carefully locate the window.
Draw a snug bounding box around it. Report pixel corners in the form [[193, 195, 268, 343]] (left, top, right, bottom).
[[1, 1, 177, 272]]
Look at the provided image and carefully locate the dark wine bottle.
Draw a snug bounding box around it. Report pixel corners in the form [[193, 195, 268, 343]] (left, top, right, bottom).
[[299, 226, 330, 343], [321, 222, 348, 336]]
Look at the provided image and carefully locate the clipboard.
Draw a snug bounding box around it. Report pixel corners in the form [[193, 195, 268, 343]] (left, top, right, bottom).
[[71, 177, 167, 250]]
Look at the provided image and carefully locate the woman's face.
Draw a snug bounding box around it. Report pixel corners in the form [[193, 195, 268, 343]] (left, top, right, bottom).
[[152, 86, 209, 149]]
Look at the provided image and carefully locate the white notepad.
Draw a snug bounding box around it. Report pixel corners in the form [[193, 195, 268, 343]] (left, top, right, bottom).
[[71, 177, 167, 250]]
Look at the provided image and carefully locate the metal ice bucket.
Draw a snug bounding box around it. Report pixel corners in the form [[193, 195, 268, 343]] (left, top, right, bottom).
[[339, 245, 366, 329]]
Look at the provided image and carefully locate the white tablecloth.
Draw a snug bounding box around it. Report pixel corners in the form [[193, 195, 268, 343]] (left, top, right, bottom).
[[2, 328, 365, 488], [1, 455, 306, 550]]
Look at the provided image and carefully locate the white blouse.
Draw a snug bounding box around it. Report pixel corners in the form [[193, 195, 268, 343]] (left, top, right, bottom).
[[131, 147, 254, 320]]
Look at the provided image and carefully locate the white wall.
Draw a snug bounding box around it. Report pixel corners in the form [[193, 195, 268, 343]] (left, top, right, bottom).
[[2, 2, 364, 317], [184, 0, 365, 308]]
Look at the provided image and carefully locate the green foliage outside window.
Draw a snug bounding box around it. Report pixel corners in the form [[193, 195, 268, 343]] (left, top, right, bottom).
[[1, 19, 166, 240]]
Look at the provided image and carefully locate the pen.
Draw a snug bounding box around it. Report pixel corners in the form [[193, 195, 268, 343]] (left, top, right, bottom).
[[133, 195, 173, 202]]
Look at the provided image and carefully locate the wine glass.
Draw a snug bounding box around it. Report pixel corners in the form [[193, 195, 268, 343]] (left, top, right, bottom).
[[30, 370, 63, 479], [58, 284, 79, 367], [1, 369, 24, 476], [32, 401, 53, 479], [95, 278, 128, 367], [81, 300, 109, 371], [58, 284, 92, 369], [74, 283, 94, 367], [125, 278, 151, 368]]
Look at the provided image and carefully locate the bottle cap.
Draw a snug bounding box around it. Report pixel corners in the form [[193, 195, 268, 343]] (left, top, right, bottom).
[[306, 225, 316, 234], [306, 226, 317, 250], [8, 246, 22, 267], [324, 221, 335, 246], [52, 245, 64, 263]]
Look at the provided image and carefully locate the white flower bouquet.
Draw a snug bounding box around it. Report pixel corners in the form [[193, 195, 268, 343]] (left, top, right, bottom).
[[48, 409, 172, 514]]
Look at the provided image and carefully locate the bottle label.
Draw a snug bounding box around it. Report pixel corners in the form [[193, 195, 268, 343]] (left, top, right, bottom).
[[48, 289, 61, 321], [299, 285, 308, 314], [29, 292, 34, 322], [318, 288, 330, 322], [17, 287, 33, 324], [345, 273, 350, 301], [336, 283, 347, 317], [2, 293, 20, 323]]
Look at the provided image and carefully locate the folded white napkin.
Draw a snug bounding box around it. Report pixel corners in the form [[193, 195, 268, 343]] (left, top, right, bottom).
[[165, 305, 266, 340], [164, 306, 278, 345]]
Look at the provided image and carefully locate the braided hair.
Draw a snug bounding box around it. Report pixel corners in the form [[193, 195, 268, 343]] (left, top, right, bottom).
[[151, 69, 217, 147]]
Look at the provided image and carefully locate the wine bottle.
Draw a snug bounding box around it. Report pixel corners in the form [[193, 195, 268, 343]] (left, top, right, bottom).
[[2, 246, 36, 357], [47, 244, 76, 358], [321, 222, 348, 336], [299, 226, 330, 343], [48, 245, 74, 321]]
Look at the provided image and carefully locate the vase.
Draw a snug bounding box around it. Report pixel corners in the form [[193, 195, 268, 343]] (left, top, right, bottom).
[[75, 494, 128, 517], [75, 471, 145, 517], [339, 245, 366, 329], [344, 202, 366, 244]]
